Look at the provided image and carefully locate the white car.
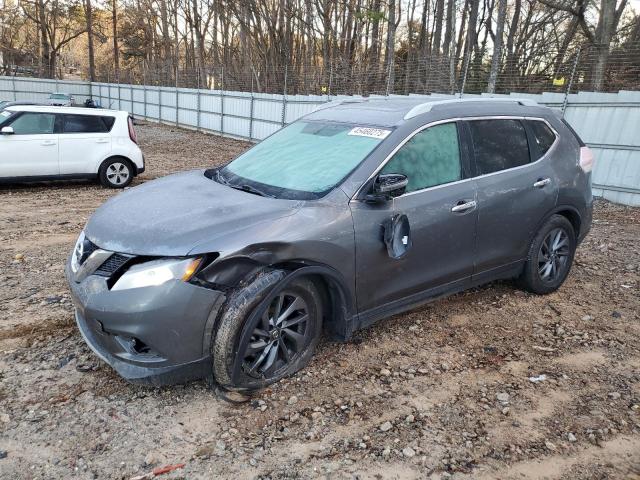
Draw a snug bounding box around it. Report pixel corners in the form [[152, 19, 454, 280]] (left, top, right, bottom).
[[47, 92, 75, 106], [0, 106, 144, 188]]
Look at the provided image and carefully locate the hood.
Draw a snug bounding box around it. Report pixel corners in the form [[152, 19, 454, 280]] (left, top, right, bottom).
[[85, 170, 302, 256]]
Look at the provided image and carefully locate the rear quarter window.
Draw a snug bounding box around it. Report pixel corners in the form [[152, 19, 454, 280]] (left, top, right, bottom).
[[561, 119, 586, 147], [527, 120, 557, 160], [101, 116, 116, 131]]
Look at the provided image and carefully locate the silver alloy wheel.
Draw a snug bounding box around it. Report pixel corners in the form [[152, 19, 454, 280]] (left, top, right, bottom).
[[106, 162, 130, 185], [242, 292, 310, 379], [538, 227, 570, 282]]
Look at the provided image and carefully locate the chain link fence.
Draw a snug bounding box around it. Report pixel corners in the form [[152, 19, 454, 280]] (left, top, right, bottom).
[[3, 42, 639, 97]]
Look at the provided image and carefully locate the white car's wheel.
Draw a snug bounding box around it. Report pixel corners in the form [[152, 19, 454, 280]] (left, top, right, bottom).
[[99, 158, 133, 188]]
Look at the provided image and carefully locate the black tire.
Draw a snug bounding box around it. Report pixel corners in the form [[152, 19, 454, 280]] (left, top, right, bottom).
[[519, 214, 576, 294], [212, 270, 323, 391], [99, 157, 134, 188]]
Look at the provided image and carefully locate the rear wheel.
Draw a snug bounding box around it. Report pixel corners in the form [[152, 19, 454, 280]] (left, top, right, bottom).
[[213, 271, 323, 391], [519, 215, 576, 294], [99, 157, 133, 188]]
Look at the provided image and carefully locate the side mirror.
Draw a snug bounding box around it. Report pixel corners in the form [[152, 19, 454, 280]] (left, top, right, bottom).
[[0, 126, 14, 135], [365, 173, 408, 203]]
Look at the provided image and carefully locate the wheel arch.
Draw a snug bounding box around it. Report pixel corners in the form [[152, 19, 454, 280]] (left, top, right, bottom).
[[273, 263, 357, 341], [97, 155, 138, 176]]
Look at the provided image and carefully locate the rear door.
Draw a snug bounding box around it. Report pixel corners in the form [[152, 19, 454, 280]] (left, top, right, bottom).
[[468, 118, 559, 276], [58, 114, 113, 174], [0, 111, 59, 177]]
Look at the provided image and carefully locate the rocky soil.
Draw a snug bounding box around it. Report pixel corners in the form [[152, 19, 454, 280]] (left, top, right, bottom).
[[0, 122, 639, 479]]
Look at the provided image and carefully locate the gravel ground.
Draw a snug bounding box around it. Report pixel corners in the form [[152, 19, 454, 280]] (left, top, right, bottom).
[[0, 122, 639, 480]]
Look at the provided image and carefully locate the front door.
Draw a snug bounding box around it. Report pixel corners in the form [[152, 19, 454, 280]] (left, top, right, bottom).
[[350, 121, 478, 317], [0, 112, 59, 177], [466, 118, 559, 275]]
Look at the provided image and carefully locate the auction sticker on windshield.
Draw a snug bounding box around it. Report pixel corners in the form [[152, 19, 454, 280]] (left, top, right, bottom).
[[348, 127, 391, 139]]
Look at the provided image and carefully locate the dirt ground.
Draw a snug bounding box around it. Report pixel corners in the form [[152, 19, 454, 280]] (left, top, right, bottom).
[[0, 122, 639, 480]]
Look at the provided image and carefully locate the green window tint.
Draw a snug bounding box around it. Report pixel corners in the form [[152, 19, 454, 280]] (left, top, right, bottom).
[[381, 122, 461, 193], [224, 121, 385, 194]]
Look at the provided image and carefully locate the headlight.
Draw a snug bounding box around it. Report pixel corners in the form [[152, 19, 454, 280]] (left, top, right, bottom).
[[111, 257, 202, 291], [70, 231, 86, 274]]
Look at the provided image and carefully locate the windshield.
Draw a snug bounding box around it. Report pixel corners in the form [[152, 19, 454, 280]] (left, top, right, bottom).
[[50, 94, 69, 99], [221, 121, 389, 199], [0, 110, 13, 126]]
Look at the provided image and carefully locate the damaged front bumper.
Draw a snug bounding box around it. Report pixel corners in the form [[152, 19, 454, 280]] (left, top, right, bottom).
[[65, 259, 225, 386]]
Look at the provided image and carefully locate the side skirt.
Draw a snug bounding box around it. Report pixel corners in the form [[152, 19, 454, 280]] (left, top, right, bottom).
[[353, 260, 525, 333]]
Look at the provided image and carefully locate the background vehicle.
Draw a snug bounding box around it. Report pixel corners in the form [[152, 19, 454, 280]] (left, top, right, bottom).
[[47, 92, 75, 106], [66, 98, 593, 392], [0, 105, 144, 188]]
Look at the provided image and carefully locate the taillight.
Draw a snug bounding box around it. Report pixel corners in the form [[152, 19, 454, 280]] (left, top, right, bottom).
[[128, 116, 137, 144], [579, 146, 594, 173]]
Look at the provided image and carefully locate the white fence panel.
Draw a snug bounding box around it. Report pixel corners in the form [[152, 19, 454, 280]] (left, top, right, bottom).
[[2, 76, 639, 205]]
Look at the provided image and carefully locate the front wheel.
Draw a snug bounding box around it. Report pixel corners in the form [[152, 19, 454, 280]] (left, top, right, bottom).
[[519, 214, 576, 294], [212, 271, 323, 391], [99, 158, 133, 188]]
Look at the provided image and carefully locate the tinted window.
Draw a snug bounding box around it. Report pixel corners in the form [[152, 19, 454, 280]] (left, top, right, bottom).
[[9, 112, 56, 135], [381, 122, 461, 193], [528, 120, 556, 159], [102, 116, 116, 130], [63, 114, 109, 133], [468, 119, 530, 175]]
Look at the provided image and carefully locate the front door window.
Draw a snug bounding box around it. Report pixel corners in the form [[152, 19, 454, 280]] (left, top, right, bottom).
[[381, 122, 461, 193]]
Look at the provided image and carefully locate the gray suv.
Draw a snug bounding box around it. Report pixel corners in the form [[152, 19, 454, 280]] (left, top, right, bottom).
[[66, 98, 594, 392]]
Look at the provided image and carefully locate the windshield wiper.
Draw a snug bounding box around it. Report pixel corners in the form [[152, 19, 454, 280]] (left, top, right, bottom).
[[231, 184, 275, 198], [214, 169, 274, 198]]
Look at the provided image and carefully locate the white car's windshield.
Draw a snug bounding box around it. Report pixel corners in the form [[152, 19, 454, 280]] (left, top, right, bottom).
[[0, 110, 13, 126], [221, 121, 390, 199]]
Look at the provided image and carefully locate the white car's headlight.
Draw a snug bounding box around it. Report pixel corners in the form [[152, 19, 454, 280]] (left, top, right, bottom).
[[111, 257, 202, 291]]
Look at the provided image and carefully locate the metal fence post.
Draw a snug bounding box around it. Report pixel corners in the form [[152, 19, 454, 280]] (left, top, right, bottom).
[[220, 67, 225, 135], [249, 68, 255, 140], [175, 66, 179, 127], [281, 65, 288, 126], [158, 84, 162, 124], [196, 66, 201, 132], [117, 75, 121, 110], [459, 42, 472, 98], [107, 71, 112, 108], [11, 74, 16, 101], [562, 46, 581, 117], [143, 67, 147, 120]]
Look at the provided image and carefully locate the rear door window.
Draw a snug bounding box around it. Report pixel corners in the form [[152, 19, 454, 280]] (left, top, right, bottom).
[[63, 114, 110, 133], [527, 120, 556, 159], [9, 112, 56, 135], [468, 119, 530, 175], [381, 122, 462, 193]]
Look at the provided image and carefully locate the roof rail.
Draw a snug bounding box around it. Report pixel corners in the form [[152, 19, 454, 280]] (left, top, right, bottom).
[[312, 97, 369, 112], [404, 97, 539, 120]]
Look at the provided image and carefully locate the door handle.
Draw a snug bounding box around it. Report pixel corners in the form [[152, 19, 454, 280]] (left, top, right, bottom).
[[533, 178, 551, 188], [96, 138, 110, 143], [41, 140, 56, 146], [451, 200, 477, 213]]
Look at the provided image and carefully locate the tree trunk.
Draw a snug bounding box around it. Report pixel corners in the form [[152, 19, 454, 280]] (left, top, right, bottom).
[[385, 0, 397, 93], [111, 0, 120, 80], [487, 0, 507, 93], [84, 0, 96, 82]]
